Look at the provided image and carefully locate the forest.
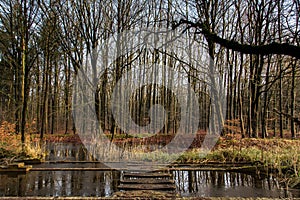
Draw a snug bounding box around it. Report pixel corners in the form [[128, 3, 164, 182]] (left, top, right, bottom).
[[0, 0, 299, 140], [0, 0, 299, 198]]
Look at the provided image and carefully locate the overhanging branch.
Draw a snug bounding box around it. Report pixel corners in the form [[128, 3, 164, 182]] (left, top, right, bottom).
[[173, 19, 300, 59]]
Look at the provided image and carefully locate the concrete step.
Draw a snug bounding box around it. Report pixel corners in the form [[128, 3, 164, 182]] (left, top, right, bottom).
[[120, 178, 175, 184], [123, 172, 172, 178], [118, 183, 176, 191]]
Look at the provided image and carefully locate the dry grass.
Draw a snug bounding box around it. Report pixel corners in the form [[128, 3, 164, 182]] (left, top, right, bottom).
[[0, 121, 45, 161]]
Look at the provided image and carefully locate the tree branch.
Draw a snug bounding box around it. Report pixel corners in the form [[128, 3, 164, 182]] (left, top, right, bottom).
[[273, 109, 300, 126], [173, 19, 300, 59]]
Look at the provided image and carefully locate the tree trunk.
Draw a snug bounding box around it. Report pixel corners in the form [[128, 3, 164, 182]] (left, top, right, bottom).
[[290, 62, 296, 139]]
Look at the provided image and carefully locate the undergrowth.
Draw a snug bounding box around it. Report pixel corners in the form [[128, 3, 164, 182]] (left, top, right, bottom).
[[0, 121, 45, 162]]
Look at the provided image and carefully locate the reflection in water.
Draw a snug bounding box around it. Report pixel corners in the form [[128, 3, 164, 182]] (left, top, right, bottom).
[[1, 170, 299, 197], [173, 170, 299, 198], [46, 143, 93, 161], [0, 143, 121, 197], [0, 171, 120, 197]]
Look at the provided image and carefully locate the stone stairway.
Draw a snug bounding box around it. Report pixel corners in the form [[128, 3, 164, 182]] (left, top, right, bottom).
[[112, 162, 177, 198]]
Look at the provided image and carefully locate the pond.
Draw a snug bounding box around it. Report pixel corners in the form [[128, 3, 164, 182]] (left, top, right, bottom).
[[0, 143, 299, 198], [173, 170, 299, 198], [0, 171, 119, 197]]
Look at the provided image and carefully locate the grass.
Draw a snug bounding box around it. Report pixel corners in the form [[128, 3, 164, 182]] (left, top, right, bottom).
[[177, 137, 300, 169]]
